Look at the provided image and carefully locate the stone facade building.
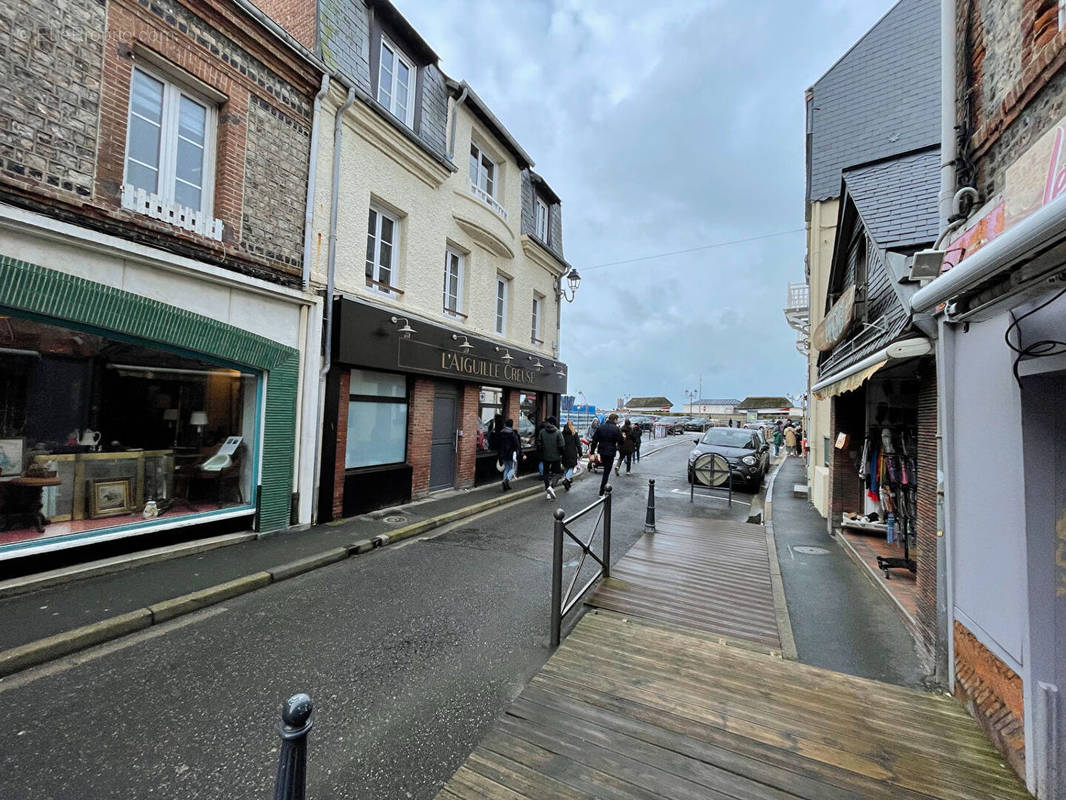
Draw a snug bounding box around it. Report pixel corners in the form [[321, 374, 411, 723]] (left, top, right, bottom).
[[0, 0, 325, 560]]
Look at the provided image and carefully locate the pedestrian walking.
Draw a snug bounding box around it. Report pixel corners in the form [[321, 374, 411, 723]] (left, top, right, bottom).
[[784, 424, 797, 457], [793, 424, 804, 456], [631, 420, 643, 463], [538, 416, 565, 499], [561, 420, 580, 491], [590, 413, 623, 496], [533, 417, 545, 477], [772, 426, 784, 457], [497, 418, 521, 492], [586, 415, 599, 441], [616, 419, 635, 475]]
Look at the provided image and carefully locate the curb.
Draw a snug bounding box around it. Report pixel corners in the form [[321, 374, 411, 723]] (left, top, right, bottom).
[[762, 457, 798, 661], [0, 483, 544, 679]]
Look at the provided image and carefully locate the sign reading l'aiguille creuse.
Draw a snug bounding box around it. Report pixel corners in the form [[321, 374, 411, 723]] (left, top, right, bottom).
[[812, 285, 855, 352]]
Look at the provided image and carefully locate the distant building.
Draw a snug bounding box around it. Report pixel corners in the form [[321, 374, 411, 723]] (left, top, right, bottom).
[[682, 398, 740, 415], [622, 396, 673, 412], [735, 397, 797, 420]]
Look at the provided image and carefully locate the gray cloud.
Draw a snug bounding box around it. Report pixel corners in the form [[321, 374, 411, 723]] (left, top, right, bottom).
[[398, 0, 895, 409]]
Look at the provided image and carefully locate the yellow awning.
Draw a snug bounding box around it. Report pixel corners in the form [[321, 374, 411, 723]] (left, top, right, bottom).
[[813, 358, 888, 401]]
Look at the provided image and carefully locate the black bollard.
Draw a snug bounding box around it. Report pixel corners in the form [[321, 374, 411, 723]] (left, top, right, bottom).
[[603, 486, 612, 578], [644, 479, 656, 533], [274, 693, 313, 800], [550, 508, 565, 647]]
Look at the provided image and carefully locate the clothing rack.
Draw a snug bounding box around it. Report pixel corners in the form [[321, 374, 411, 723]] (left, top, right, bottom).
[[860, 425, 917, 578]]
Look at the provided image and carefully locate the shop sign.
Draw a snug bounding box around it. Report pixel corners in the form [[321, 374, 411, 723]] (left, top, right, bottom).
[[433, 348, 538, 386], [812, 286, 855, 352]]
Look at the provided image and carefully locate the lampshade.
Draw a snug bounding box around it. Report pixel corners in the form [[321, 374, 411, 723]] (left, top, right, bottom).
[[189, 411, 208, 427], [163, 409, 179, 421]]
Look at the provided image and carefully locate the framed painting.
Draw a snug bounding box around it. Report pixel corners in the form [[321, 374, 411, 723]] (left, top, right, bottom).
[[88, 477, 132, 519], [0, 439, 24, 477]]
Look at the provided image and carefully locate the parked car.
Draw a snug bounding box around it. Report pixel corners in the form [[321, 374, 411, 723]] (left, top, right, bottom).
[[683, 418, 711, 431], [665, 418, 690, 435], [687, 427, 770, 491]]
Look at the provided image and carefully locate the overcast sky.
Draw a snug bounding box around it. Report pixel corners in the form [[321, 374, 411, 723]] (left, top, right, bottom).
[[398, 0, 895, 409]]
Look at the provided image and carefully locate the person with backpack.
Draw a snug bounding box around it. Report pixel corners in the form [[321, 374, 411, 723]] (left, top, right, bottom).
[[630, 420, 643, 463], [590, 413, 623, 496], [496, 418, 521, 492], [561, 420, 581, 491], [538, 416, 565, 499]]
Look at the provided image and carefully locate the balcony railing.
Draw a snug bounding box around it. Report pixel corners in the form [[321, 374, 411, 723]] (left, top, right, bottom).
[[469, 182, 509, 221], [121, 185, 224, 240], [785, 282, 809, 312]]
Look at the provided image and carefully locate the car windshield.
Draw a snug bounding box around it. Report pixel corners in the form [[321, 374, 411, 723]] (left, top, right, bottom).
[[701, 428, 760, 448]]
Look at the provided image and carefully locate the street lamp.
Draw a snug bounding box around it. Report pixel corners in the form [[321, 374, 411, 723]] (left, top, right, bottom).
[[555, 268, 581, 303]]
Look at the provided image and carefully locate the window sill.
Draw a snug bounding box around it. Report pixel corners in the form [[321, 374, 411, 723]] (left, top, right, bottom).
[[365, 278, 404, 296], [443, 308, 468, 320], [530, 337, 544, 346], [121, 185, 223, 241]]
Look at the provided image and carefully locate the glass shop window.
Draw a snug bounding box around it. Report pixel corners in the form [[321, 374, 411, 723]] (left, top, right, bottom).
[[518, 392, 539, 449], [345, 369, 407, 469], [477, 386, 503, 452], [0, 314, 258, 548]]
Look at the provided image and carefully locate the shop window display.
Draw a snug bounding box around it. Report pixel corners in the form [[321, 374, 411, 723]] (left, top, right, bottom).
[[0, 314, 257, 547], [477, 387, 503, 452]]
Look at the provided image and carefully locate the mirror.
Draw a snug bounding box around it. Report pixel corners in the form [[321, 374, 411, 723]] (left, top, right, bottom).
[[693, 438, 700, 444]]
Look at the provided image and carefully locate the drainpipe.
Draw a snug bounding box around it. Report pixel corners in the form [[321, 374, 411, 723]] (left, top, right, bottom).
[[936, 0, 957, 694], [302, 74, 331, 287], [310, 86, 356, 523], [447, 85, 469, 160]]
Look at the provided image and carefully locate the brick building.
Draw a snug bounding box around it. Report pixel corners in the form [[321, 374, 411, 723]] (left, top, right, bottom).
[[257, 1, 575, 519], [0, 0, 324, 559], [908, 1, 1066, 793]]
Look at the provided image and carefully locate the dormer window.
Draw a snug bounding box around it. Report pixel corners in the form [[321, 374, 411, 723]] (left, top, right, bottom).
[[535, 197, 549, 243], [469, 142, 496, 198], [377, 37, 415, 128]]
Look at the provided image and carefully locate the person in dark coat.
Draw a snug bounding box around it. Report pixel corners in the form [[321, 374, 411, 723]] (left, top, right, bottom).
[[561, 420, 580, 491], [497, 418, 522, 492], [630, 420, 643, 463], [538, 416, 565, 499], [590, 413, 623, 496], [616, 419, 635, 475]]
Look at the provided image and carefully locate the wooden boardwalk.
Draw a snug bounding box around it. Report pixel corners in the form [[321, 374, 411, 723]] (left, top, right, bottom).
[[587, 515, 784, 651], [436, 515, 1029, 799]]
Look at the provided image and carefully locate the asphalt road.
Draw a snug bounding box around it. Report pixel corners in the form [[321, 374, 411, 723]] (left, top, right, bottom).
[[0, 436, 755, 800]]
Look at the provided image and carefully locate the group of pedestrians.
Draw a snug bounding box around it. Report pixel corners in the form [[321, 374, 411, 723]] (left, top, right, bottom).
[[768, 419, 804, 458], [496, 412, 645, 499]]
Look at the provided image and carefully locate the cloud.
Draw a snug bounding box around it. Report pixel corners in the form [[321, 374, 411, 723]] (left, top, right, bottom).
[[397, 0, 896, 408]]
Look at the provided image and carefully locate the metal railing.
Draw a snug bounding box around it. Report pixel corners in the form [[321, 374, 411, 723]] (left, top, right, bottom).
[[550, 487, 612, 647]]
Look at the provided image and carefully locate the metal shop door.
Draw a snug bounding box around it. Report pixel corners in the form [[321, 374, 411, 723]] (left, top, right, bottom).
[[430, 385, 458, 490]]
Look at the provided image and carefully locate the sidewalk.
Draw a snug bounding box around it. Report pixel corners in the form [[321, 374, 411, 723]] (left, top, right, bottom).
[[0, 471, 549, 673], [767, 454, 927, 687]]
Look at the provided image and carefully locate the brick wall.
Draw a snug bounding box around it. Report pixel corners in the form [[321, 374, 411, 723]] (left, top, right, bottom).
[[252, 0, 317, 49], [505, 389, 521, 428], [915, 363, 939, 666], [243, 95, 310, 270], [960, 0, 1066, 196], [331, 369, 351, 518], [829, 392, 864, 521], [455, 384, 478, 489], [954, 620, 1027, 778], [0, 0, 106, 200], [407, 378, 434, 495]]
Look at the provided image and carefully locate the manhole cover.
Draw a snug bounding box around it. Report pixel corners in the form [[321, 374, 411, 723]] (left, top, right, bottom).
[[793, 545, 829, 555], [383, 515, 408, 525]]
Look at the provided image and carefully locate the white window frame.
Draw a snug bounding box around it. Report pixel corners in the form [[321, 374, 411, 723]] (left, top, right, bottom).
[[535, 197, 549, 243], [469, 142, 497, 198], [378, 37, 416, 129], [531, 294, 543, 345], [122, 64, 219, 233], [495, 276, 509, 335], [366, 205, 400, 296], [443, 247, 465, 319]]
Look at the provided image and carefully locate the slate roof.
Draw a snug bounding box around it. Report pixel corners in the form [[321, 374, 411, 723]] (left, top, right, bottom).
[[843, 147, 941, 251], [736, 397, 792, 410], [625, 396, 673, 409], [806, 0, 940, 204], [693, 398, 741, 406]]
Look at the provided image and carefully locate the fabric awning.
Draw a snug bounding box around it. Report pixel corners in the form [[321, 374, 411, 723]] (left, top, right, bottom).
[[811, 337, 932, 400]]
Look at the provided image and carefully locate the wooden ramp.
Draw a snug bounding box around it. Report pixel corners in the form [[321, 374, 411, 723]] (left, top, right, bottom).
[[437, 612, 1030, 800], [587, 515, 783, 651]]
